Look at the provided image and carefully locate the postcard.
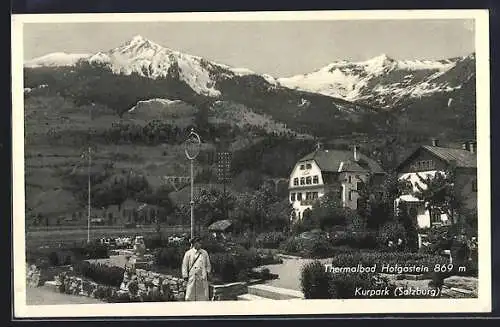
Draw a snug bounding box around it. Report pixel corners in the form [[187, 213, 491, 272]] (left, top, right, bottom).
[[12, 9, 491, 317]]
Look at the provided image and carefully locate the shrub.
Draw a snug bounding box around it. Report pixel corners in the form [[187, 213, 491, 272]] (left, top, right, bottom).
[[211, 252, 239, 283], [300, 237, 335, 259], [300, 261, 399, 299], [300, 261, 334, 299], [230, 234, 254, 249], [377, 221, 407, 250], [128, 281, 139, 296], [48, 251, 60, 266], [255, 232, 287, 249], [254, 248, 283, 266], [201, 238, 227, 254], [330, 273, 396, 299], [143, 237, 168, 249], [83, 244, 109, 259], [72, 261, 124, 287], [330, 231, 378, 249], [330, 251, 449, 275], [155, 245, 187, 269], [278, 237, 302, 255]]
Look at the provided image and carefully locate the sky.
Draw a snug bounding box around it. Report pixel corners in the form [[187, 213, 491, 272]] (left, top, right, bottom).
[[23, 19, 475, 77]]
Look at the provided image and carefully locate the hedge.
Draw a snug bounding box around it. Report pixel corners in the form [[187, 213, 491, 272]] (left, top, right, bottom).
[[300, 260, 397, 299], [26, 244, 109, 267], [255, 232, 287, 249], [72, 261, 124, 287], [330, 251, 449, 275]]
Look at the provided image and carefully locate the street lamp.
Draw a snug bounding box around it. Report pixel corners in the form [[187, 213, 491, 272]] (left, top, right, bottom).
[[184, 128, 201, 239]]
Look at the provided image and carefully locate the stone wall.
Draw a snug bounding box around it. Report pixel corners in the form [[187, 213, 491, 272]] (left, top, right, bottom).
[[210, 282, 247, 301], [26, 264, 72, 288], [120, 267, 187, 301]]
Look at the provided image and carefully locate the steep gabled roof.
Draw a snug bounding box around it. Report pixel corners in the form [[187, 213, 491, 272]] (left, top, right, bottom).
[[422, 145, 477, 168], [396, 145, 477, 170], [299, 149, 384, 174]]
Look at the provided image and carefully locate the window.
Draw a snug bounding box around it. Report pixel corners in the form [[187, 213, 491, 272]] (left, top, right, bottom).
[[306, 192, 312, 200], [348, 190, 352, 201], [293, 178, 299, 186], [290, 193, 296, 202], [306, 163, 312, 169], [297, 193, 303, 201], [306, 176, 312, 185], [313, 175, 319, 184], [430, 210, 442, 225], [412, 160, 435, 172], [472, 179, 478, 192], [300, 177, 305, 185], [312, 192, 318, 199], [356, 182, 362, 191], [300, 164, 305, 170], [348, 175, 352, 183]]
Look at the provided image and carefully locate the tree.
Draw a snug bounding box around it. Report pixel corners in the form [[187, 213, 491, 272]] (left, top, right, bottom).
[[413, 165, 462, 225], [266, 199, 293, 231], [356, 173, 412, 229], [195, 188, 236, 227], [308, 191, 347, 229]]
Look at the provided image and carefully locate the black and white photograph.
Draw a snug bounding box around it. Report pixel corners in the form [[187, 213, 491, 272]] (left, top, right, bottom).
[[11, 10, 491, 317]]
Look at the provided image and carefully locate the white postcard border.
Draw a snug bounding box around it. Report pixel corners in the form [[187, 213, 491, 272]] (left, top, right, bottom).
[[11, 9, 491, 317]]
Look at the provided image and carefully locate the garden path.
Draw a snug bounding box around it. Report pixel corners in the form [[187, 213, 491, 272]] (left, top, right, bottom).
[[26, 285, 104, 305], [261, 258, 331, 291]]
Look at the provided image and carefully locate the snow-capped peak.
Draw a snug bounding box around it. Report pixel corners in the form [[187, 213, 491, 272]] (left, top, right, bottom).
[[24, 52, 91, 68], [129, 34, 148, 45], [278, 53, 472, 107]]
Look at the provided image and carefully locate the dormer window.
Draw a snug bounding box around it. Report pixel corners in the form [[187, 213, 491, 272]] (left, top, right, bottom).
[[306, 163, 312, 169], [300, 164, 305, 170]]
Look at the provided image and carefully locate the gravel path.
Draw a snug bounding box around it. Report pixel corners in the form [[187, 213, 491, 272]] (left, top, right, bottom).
[[26, 286, 104, 305]]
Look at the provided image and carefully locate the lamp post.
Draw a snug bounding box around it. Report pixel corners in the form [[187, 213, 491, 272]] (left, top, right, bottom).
[[184, 128, 201, 239]]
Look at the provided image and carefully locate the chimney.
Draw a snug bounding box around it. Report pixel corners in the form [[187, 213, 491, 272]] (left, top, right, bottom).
[[353, 145, 359, 162], [431, 138, 439, 147], [469, 141, 476, 154]]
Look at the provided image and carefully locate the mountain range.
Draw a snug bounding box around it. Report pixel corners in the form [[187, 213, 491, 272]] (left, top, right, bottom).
[[23, 34, 476, 142], [25, 34, 475, 110]]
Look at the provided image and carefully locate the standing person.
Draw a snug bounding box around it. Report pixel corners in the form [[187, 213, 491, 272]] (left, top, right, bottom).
[[182, 236, 212, 301]]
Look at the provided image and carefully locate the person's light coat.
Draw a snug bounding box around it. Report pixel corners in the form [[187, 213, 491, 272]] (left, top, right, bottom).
[[181, 247, 211, 301]]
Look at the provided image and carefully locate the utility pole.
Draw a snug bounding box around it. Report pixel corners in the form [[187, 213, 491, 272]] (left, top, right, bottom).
[[87, 146, 91, 244], [87, 104, 93, 244]]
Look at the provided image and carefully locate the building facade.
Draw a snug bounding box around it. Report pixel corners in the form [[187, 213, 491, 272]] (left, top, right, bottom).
[[288, 146, 385, 220], [395, 140, 477, 229]]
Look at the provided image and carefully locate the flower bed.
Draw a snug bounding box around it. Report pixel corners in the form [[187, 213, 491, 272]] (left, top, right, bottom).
[[255, 232, 287, 249], [72, 261, 125, 287], [26, 243, 109, 267]]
